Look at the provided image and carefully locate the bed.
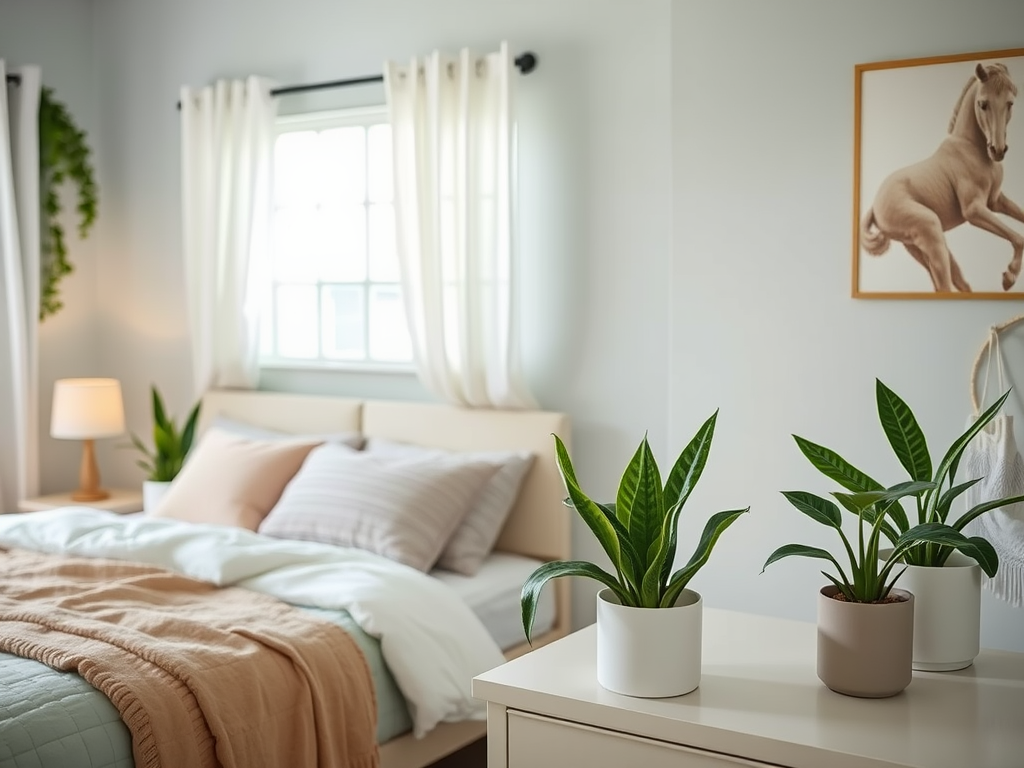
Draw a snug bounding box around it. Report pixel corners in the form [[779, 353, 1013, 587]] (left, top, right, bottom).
[[0, 390, 572, 768]]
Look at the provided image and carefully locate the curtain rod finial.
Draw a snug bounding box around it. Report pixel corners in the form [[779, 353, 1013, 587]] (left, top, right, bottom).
[[514, 52, 537, 74]]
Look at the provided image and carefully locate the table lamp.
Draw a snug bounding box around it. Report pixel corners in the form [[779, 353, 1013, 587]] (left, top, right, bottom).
[[50, 378, 126, 502]]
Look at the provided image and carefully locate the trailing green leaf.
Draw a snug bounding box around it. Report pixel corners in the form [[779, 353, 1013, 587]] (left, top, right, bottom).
[[39, 87, 98, 320]]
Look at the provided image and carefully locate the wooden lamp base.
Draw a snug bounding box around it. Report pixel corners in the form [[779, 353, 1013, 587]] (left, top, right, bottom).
[[71, 438, 110, 502]]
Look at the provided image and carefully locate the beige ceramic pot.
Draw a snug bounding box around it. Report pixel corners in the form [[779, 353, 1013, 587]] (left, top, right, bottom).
[[816, 585, 914, 698]]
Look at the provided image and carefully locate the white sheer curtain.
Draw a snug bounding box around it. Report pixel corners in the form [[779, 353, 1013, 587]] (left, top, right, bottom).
[[0, 62, 41, 512], [384, 41, 536, 409], [180, 76, 275, 397]]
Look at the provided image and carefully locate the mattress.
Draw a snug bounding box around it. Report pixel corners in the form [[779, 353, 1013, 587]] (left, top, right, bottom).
[[0, 552, 549, 768], [433, 552, 555, 650]]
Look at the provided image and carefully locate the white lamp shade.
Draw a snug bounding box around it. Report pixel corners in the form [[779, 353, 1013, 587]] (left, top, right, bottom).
[[51, 378, 126, 439]]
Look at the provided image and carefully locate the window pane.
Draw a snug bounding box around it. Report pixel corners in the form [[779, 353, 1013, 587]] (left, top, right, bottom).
[[368, 204, 398, 282], [368, 285, 411, 362], [273, 207, 321, 281], [275, 284, 319, 358], [275, 131, 320, 206], [321, 205, 367, 282], [368, 124, 393, 202], [321, 126, 366, 204], [322, 285, 365, 360]]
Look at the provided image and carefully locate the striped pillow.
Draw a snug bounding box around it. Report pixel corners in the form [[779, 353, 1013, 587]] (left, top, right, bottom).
[[258, 443, 500, 572], [364, 439, 535, 575]]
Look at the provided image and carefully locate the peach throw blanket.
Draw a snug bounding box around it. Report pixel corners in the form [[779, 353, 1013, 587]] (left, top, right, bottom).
[[0, 548, 379, 768]]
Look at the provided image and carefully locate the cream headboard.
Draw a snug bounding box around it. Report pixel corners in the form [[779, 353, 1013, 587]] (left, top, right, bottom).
[[198, 389, 572, 644]]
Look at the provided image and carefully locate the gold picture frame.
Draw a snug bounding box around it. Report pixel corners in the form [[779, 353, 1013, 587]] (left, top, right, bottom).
[[853, 47, 1024, 299]]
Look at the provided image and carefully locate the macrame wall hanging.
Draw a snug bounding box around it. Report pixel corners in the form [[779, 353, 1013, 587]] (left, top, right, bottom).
[[965, 314, 1024, 606]]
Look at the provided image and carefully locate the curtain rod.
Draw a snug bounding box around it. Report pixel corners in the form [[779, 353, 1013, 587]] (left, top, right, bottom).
[[175, 51, 537, 110]]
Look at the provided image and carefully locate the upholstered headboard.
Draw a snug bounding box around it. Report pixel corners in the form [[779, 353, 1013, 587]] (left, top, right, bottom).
[[198, 389, 572, 645]]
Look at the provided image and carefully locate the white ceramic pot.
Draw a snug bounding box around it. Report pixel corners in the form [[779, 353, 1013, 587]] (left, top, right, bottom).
[[142, 480, 171, 515], [898, 550, 982, 671], [595, 587, 702, 697]]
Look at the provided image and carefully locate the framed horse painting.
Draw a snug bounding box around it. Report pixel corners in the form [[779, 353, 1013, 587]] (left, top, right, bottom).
[[853, 47, 1024, 299]]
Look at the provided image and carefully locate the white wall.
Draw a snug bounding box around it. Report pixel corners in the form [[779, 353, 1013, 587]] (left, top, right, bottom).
[[0, 0, 100, 496], [88, 0, 674, 631], [671, 0, 1024, 652]]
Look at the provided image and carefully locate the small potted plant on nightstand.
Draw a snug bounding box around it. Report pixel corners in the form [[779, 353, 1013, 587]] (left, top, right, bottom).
[[792, 380, 1024, 671], [127, 386, 201, 514], [521, 410, 749, 697]]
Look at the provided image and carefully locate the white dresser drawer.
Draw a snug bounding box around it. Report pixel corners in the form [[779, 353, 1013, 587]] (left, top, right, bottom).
[[506, 710, 773, 768]]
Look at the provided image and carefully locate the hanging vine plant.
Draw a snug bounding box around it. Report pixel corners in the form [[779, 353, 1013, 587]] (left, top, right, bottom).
[[38, 86, 98, 320]]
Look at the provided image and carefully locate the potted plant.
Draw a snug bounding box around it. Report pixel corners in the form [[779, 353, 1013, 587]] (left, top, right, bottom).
[[793, 379, 1024, 671], [762, 479, 958, 697], [127, 386, 201, 513], [521, 410, 749, 697]]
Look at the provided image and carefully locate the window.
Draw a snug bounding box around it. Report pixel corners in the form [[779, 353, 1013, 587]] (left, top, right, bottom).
[[260, 106, 413, 370]]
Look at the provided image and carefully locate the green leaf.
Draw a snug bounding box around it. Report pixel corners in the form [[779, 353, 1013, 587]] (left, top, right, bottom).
[[614, 441, 644, 530], [893, 522, 999, 577], [554, 435, 622, 576], [792, 435, 882, 492], [832, 491, 901, 544], [657, 410, 717, 587], [180, 401, 202, 457], [628, 439, 665, 587], [762, 543, 849, 584], [151, 387, 170, 431], [935, 478, 982, 523], [659, 507, 749, 607], [835, 480, 934, 513], [957, 494, 1024, 532], [595, 502, 643, 601], [781, 491, 842, 528], [876, 379, 932, 482], [521, 560, 630, 644], [929, 391, 1011, 517]]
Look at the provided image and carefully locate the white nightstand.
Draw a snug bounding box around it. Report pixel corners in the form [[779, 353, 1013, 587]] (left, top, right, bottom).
[[473, 608, 1024, 768], [15, 488, 144, 514]]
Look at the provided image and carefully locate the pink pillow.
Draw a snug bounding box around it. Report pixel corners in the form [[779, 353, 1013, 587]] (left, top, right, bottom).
[[150, 428, 321, 530]]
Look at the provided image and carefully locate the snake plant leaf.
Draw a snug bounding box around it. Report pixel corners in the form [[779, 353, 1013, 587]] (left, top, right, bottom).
[[153, 423, 177, 459], [659, 507, 749, 607], [893, 522, 999, 578], [628, 439, 665, 581], [658, 410, 717, 585], [792, 435, 883, 493], [876, 379, 932, 483], [180, 401, 202, 457], [595, 501, 643, 601], [615, 441, 645, 530], [151, 386, 170, 432], [781, 491, 843, 529], [821, 571, 857, 602], [957, 493, 1024, 532], [521, 560, 628, 644], [554, 435, 622, 575]]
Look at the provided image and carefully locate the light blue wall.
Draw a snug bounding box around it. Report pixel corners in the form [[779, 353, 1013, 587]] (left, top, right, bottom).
[[0, 0, 101, 494], [4, 0, 1022, 651], [671, 0, 1024, 651]]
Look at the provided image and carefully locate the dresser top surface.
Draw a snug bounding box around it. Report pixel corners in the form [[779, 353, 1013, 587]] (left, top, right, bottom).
[[473, 608, 1024, 768]]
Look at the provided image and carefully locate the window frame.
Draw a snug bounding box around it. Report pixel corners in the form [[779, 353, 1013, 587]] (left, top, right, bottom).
[[259, 104, 414, 375]]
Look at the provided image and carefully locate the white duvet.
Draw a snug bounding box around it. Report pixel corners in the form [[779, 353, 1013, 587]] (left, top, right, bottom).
[[0, 507, 506, 737]]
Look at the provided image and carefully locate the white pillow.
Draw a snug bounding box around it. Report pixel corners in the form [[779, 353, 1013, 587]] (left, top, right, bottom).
[[258, 443, 501, 572], [209, 414, 364, 449], [363, 439, 534, 575]]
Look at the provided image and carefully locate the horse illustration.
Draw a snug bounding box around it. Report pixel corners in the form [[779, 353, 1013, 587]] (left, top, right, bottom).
[[861, 62, 1022, 292]]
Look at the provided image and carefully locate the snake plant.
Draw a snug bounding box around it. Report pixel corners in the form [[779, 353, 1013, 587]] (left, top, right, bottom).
[[789, 379, 1024, 575], [127, 386, 201, 482], [521, 410, 749, 643]]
